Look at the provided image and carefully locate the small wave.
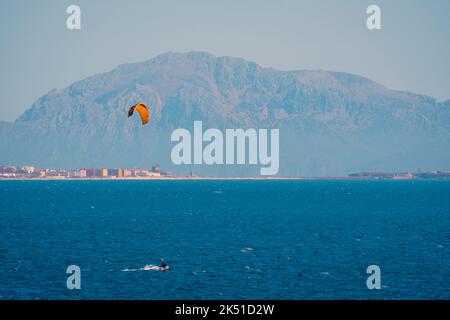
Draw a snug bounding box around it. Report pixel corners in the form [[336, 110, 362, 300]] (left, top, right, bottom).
[[241, 247, 254, 253], [192, 270, 206, 275]]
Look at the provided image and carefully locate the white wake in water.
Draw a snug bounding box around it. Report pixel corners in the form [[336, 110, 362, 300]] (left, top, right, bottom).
[[121, 265, 163, 272]]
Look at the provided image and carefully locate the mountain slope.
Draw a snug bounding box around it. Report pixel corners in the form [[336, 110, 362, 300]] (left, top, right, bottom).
[[1, 51, 449, 176]]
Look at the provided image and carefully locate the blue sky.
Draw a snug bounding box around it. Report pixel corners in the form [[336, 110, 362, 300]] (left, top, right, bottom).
[[1, 0, 449, 121]]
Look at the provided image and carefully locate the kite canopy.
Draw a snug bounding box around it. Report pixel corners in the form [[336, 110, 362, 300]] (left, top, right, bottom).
[[128, 103, 150, 125]]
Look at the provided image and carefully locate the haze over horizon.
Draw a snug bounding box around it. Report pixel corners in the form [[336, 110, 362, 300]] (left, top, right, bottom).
[[1, 0, 450, 121]]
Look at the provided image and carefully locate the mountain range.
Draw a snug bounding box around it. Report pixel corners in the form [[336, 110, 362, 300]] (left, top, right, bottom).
[[1, 51, 449, 176]]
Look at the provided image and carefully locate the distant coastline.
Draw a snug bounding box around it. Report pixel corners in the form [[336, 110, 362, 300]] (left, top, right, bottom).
[[0, 176, 341, 181], [1, 175, 450, 181], [1, 165, 450, 181]]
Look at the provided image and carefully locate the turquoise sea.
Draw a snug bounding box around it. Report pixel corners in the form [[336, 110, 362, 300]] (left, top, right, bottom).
[[0, 180, 449, 299]]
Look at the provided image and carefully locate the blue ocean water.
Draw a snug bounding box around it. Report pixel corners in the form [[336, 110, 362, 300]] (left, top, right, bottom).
[[0, 180, 449, 300]]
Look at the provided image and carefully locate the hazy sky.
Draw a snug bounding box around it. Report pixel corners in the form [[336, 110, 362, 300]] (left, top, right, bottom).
[[1, 0, 449, 121]]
